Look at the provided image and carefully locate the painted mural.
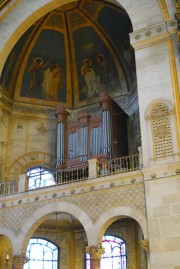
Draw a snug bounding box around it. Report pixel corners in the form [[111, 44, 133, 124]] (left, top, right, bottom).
[[73, 26, 123, 102], [20, 29, 66, 102], [0, 26, 35, 96], [0, 0, 135, 109], [98, 6, 136, 86]]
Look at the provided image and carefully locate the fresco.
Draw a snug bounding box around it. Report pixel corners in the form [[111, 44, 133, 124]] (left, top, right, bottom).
[[20, 29, 66, 102], [98, 6, 136, 86], [73, 26, 122, 102], [0, 26, 34, 96]]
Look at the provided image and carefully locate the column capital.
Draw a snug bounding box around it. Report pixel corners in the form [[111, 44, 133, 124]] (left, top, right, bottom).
[[12, 254, 29, 269], [85, 244, 105, 259], [141, 239, 149, 255]]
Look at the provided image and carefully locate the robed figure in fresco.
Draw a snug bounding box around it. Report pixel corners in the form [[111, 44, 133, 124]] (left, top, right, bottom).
[[81, 58, 99, 97], [42, 63, 63, 100], [27, 57, 50, 97]]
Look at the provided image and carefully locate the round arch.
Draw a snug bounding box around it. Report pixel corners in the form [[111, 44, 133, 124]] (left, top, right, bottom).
[[13, 201, 94, 255], [0, 227, 16, 245], [93, 206, 148, 245], [144, 98, 174, 120], [0, 0, 170, 75], [8, 152, 56, 179]]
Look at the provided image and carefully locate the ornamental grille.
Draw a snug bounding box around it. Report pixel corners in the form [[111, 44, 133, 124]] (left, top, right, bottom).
[[151, 104, 173, 160]]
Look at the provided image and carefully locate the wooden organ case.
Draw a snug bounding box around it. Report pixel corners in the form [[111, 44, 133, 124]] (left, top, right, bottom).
[[55, 92, 129, 170]]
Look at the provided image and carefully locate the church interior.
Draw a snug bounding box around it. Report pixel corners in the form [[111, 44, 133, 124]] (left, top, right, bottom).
[[0, 0, 180, 269]]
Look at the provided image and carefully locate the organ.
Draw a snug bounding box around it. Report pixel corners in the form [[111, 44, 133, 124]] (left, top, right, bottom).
[[55, 92, 128, 170]]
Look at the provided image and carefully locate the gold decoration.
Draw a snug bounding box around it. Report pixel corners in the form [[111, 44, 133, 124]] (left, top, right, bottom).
[[141, 239, 149, 254], [12, 254, 29, 267], [85, 244, 105, 259], [135, 34, 140, 40]]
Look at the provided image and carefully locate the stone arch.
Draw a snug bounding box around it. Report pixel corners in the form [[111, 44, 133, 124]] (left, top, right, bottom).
[[8, 152, 56, 179], [13, 201, 94, 255], [0, 0, 169, 74], [91, 206, 147, 246], [145, 98, 174, 119], [0, 227, 16, 248]]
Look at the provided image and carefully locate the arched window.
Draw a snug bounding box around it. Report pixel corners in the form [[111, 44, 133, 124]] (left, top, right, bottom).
[[27, 166, 55, 190], [86, 235, 127, 269], [24, 238, 59, 269]]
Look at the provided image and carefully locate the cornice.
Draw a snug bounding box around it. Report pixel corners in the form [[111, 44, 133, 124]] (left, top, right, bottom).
[[130, 20, 178, 50]]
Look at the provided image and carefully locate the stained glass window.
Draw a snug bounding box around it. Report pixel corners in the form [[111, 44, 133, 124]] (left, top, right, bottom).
[[24, 238, 59, 269], [27, 166, 55, 190], [86, 235, 127, 269]]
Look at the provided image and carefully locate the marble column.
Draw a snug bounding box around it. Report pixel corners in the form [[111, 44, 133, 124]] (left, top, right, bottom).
[[85, 244, 105, 269], [12, 254, 28, 269]]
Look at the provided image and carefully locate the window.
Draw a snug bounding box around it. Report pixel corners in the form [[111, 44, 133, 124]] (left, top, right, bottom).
[[24, 238, 59, 269], [86, 235, 127, 269], [27, 166, 55, 190]]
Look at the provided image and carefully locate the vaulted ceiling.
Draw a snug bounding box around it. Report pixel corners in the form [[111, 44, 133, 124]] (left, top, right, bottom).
[[0, 0, 136, 109]]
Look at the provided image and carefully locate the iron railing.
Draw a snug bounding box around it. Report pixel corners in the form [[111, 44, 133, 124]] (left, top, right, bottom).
[[56, 165, 89, 185], [0, 179, 19, 196], [98, 154, 140, 177], [0, 154, 140, 196]]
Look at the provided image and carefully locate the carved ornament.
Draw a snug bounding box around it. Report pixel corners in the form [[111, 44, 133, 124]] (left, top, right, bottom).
[[89, 115, 102, 129], [154, 126, 170, 137], [141, 239, 149, 254], [85, 244, 105, 259], [55, 105, 69, 123], [12, 254, 29, 267]]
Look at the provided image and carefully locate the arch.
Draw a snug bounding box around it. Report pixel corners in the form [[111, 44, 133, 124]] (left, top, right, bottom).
[[93, 206, 147, 246], [0, 227, 16, 247], [0, 0, 167, 75], [144, 98, 174, 120], [8, 152, 56, 179], [14, 201, 94, 254]]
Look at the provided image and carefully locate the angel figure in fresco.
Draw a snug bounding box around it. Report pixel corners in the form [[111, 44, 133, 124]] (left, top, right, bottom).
[[27, 57, 50, 97], [97, 53, 112, 91], [42, 63, 63, 100], [81, 58, 99, 97]]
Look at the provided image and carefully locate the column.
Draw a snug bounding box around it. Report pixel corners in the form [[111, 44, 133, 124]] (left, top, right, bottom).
[[12, 254, 28, 269], [99, 91, 112, 156], [85, 244, 105, 269], [55, 105, 69, 168]]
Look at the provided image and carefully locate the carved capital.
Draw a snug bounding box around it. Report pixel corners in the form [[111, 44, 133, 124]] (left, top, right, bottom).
[[12, 254, 29, 268], [85, 244, 105, 259], [141, 239, 149, 254]]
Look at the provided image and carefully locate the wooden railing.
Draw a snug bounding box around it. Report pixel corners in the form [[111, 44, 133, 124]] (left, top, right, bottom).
[[0, 153, 141, 196]]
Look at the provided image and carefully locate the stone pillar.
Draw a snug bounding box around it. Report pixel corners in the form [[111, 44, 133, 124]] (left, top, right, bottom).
[[12, 254, 28, 269], [88, 158, 99, 179], [55, 105, 69, 168], [18, 174, 28, 193], [85, 244, 105, 269]]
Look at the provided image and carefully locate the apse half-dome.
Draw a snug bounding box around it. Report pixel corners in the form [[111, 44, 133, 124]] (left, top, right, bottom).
[[0, 0, 136, 108]]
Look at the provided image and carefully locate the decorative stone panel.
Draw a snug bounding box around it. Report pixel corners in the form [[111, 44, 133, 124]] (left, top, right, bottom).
[[0, 182, 145, 236], [151, 103, 173, 160]]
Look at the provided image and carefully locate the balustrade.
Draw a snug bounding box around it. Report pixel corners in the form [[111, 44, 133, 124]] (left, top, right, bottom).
[[0, 154, 140, 197]]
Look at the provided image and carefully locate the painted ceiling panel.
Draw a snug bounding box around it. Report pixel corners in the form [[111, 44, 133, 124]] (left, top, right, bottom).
[[0, 0, 136, 109]]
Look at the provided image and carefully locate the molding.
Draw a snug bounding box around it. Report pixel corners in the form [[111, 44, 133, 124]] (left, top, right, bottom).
[[130, 20, 177, 50]]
